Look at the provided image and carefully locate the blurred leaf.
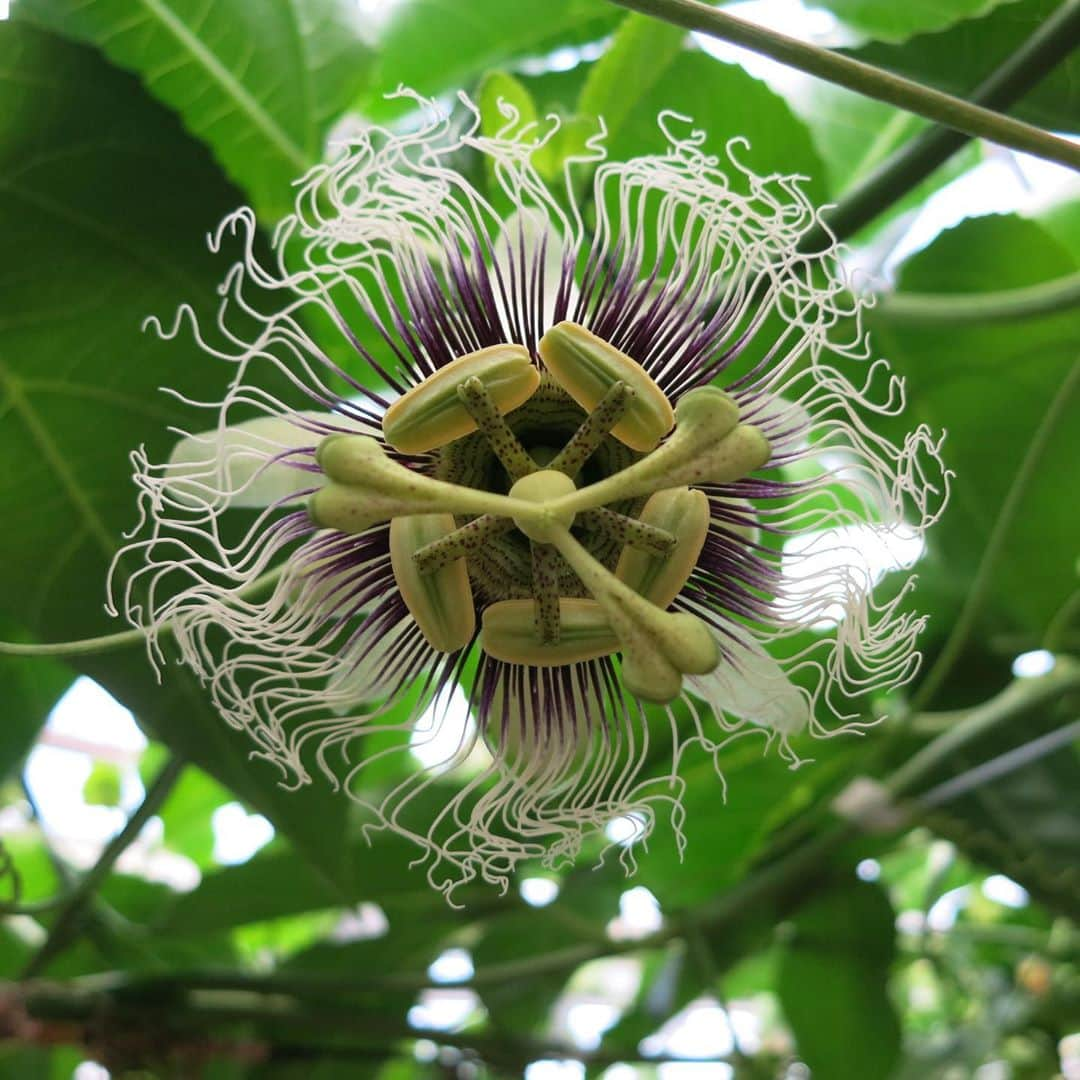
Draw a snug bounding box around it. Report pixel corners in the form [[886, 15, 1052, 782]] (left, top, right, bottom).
[[0, 25, 351, 884], [843, 0, 1080, 132], [777, 879, 901, 1080], [14, 0, 373, 219], [919, 683, 1080, 920], [82, 760, 122, 807], [808, 0, 1019, 42], [871, 215, 1080, 640], [0, 621, 73, 783], [362, 0, 620, 120]]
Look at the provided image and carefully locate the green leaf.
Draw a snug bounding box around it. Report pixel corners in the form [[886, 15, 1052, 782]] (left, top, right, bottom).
[[14, 0, 374, 219], [807, 0, 1020, 43], [595, 48, 828, 204], [478, 70, 560, 180], [843, 0, 1079, 133], [777, 879, 901, 1080], [577, 14, 686, 143], [362, 0, 620, 121], [870, 215, 1080, 640], [0, 24, 351, 885]]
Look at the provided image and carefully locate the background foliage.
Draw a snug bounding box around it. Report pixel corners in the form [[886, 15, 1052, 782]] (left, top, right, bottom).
[[1, 1, 1077, 1077]]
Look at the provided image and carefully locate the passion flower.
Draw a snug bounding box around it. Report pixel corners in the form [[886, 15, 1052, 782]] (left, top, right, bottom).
[[109, 93, 948, 899]]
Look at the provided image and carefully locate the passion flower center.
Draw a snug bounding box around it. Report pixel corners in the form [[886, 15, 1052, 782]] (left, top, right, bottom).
[[310, 323, 773, 703]]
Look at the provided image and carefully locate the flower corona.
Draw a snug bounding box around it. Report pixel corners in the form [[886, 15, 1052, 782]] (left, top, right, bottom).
[[109, 92, 948, 901]]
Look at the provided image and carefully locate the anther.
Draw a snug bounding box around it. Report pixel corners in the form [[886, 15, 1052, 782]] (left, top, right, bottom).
[[381, 344, 539, 454], [312, 435, 539, 531], [390, 514, 476, 652], [544, 524, 719, 704], [538, 322, 675, 452], [549, 388, 770, 517]]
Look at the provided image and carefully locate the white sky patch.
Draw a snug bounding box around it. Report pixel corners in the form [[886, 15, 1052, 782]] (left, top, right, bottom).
[[926, 885, 971, 932], [410, 683, 479, 771], [211, 802, 274, 865], [525, 1062, 585, 1080], [608, 887, 664, 942], [659, 1065, 735, 1080], [565, 1000, 621, 1051], [408, 988, 481, 1032], [781, 523, 926, 628], [982, 874, 1029, 909], [693, 0, 851, 100], [640, 997, 740, 1060], [884, 149, 1078, 273], [0, 1, 11, 19], [74, 1064, 110, 1080], [856, 857, 881, 882], [520, 876, 561, 907], [1012, 649, 1056, 678], [605, 813, 647, 847], [428, 947, 474, 984], [330, 902, 389, 943], [24, 678, 147, 856]]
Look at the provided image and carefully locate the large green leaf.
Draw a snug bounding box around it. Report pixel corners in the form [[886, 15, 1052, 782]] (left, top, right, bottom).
[[777, 879, 901, 1080], [14, 0, 373, 219], [843, 0, 1079, 132], [592, 47, 828, 204], [0, 24, 351, 884], [576, 13, 686, 144], [870, 215, 1080, 641], [808, 0, 1020, 43], [361, 0, 620, 121]]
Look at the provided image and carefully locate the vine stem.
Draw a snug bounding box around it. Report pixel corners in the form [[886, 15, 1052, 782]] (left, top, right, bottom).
[[874, 271, 1080, 326], [912, 359, 1080, 709], [20, 755, 186, 979], [0, 566, 284, 659], [606, 0, 1080, 171], [813, 0, 1080, 243]]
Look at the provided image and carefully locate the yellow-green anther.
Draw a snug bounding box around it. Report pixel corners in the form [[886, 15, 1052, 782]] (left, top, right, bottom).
[[508, 469, 577, 543], [548, 380, 632, 477], [381, 344, 540, 454], [531, 543, 563, 644], [413, 514, 515, 575], [546, 525, 719, 704], [538, 322, 674, 452], [550, 388, 770, 517], [615, 488, 709, 609], [482, 598, 618, 666], [456, 376, 537, 481], [390, 515, 476, 652], [313, 435, 541, 529], [578, 508, 677, 558]]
